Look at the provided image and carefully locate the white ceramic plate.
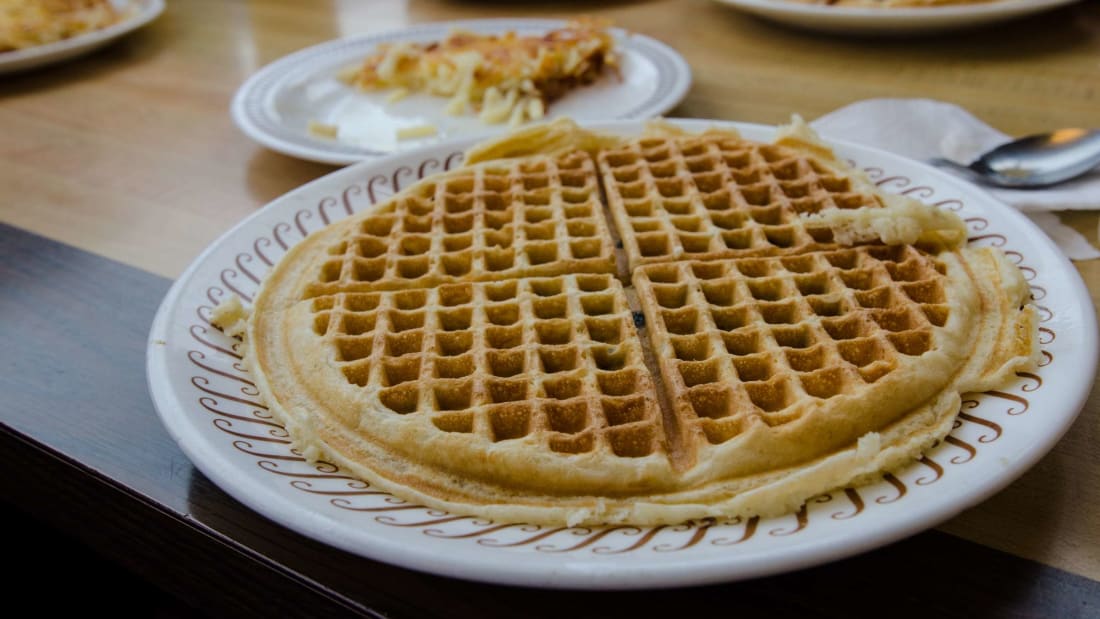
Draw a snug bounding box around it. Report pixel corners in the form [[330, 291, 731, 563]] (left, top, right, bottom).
[[0, 0, 164, 75], [230, 19, 692, 166], [147, 119, 1096, 590], [712, 0, 1078, 35]]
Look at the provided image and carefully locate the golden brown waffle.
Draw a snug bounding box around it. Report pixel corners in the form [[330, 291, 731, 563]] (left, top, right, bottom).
[[598, 122, 966, 272], [304, 149, 616, 296], [218, 118, 1039, 526], [599, 129, 889, 270], [310, 274, 664, 461], [239, 270, 686, 520], [634, 246, 969, 469]]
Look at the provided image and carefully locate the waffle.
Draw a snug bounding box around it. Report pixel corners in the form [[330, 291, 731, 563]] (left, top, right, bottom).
[[242, 273, 687, 512], [599, 120, 967, 271], [219, 117, 1039, 526], [633, 245, 1033, 484], [299, 149, 616, 297]]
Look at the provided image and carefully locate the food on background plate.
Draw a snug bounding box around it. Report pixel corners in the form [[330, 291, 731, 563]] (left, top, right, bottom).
[[213, 117, 1038, 526], [340, 19, 619, 126], [307, 120, 339, 139], [0, 0, 125, 52]]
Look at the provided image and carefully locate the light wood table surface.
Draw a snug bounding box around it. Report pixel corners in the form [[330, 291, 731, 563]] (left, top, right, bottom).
[[3, 0, 1100, 592]]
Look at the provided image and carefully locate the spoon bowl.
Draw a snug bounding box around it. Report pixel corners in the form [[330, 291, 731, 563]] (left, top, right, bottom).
[[930, 128, 1100, 189]]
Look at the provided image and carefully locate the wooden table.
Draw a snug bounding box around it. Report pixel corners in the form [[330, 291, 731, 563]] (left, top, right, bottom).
[[3, 1, 1099, 616]]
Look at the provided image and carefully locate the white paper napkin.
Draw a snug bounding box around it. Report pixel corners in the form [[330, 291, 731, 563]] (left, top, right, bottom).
[[811, 98, 1100, 261]]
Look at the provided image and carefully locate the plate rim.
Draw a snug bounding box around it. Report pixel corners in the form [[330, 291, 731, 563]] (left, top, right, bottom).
[[0, 0, 166, 74], [229, 18, 693, 166], [146, 117, 1098, 589], [711, 0, 1080, 33]]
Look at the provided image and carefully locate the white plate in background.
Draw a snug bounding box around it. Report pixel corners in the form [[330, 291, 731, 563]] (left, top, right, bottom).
[[0, 0, 165, 75], [231, 19, 692, 165], [712, 0, 1079, 35]]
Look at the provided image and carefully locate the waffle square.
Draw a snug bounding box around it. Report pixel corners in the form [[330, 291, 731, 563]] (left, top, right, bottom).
[[634, 246, 952, 450], [305, 150, 616, 296], [599, 132, 885, 270], [308, 274, 664, 459]]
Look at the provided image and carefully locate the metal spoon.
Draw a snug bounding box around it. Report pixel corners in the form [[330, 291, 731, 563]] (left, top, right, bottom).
[[929, 128, 1100, 189]]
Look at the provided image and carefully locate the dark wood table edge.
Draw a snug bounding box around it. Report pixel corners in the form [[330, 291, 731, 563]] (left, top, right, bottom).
[[1, 425, 383, 619]]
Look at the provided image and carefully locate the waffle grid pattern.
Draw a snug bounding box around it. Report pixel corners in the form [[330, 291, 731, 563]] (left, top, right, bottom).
[[633, 245, 950, 446], [298, 134, 963, 469], [310, 274, 663, 458], [306, 151, 616, 296], [599, 135, 886, 270]]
